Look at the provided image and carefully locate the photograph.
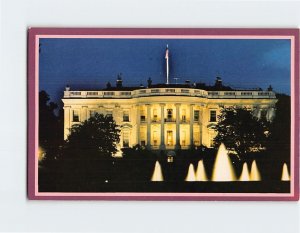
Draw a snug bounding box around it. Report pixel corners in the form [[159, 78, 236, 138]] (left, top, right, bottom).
[[28, 28, 299, 200]]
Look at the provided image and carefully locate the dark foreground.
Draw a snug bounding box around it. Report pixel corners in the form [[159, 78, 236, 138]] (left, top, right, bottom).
[[39, 180, 290, 193]]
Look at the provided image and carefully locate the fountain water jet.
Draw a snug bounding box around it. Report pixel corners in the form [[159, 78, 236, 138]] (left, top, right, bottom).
[[185, 164, 196, 181], [281, 163, 290, 181], [196, 160, 208, 181], [151, 161, 164, 181], [212, 143, 236, 181], [250, 160, 261, 181], [239, 162, 250, 181]]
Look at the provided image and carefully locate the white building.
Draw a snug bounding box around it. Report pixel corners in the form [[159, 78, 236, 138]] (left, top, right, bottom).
[[62, 46, 277, 155], [62, 82, 276, 153]]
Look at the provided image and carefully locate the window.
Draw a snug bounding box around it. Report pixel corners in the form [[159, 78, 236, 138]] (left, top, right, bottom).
[[90, 110, 96, 118], [141, 140, 146, 146], [153, 131, 158, 146], [194, 110, 199, 121], [153, 109, 158, 121], [167, 130, 173, 146], [123, 111, 129, 122], [181, 130, 186, 146], [123, 132, 129, 148], [182, 109, 186, 122], [73, 110, 79, 122], [167, 109, 173, 120], [140, 110, 146, 122], [106, 111, 113, 118], [210, 110, 217, 122], [260, 109, 267, 120]]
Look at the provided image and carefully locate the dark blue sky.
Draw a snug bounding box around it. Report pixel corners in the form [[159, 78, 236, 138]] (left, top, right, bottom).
[[39, 38, 291, 105]]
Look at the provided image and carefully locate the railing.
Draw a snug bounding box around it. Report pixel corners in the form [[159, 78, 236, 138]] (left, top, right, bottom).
[[64, 88, 276, 99], [207, 91, 276, 99]]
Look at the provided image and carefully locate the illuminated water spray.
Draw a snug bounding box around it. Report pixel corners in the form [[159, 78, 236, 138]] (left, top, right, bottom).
[[239, 162, 250, 181], [151, 161, 164, 182], [185, 164, 196, 181], [250, 160, 261, 181], [281, 163, 290, 181], [212, 143, 236, 181], [196, 160, 208, 181]]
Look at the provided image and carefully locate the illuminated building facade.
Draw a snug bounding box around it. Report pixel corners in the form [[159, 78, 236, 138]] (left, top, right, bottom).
[[62, 46, 277, 156], [62, 80, 277, 154]]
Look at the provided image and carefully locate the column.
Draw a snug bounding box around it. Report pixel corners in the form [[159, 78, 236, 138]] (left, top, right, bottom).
[[63, 106, 71, 140], [146, 104, 151, 149], [160, 103, 166, 150], [267, 107, 275, 122], [175, 103, 181, 150], [189, 104, 194, 148], [81, 106, 88, 122], [199, 107, 203, 146], [136, 104, 140, 145]]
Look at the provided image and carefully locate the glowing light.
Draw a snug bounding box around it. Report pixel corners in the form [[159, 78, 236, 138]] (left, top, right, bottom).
[[250, 160, 261, 181], [239, 162, 250, 181], [185, 164, 196, 181], [212, 143, 236, 181], [281, 163, 290, 181], [195, 160, 208, 181], [38, 146, 45, 162], [151, 161, 164, 182]]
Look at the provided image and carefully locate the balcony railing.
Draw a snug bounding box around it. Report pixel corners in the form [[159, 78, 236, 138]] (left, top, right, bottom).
[[64, 88, 276, 99]]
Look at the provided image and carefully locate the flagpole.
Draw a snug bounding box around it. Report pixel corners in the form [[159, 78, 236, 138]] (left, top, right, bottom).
[[165, 44, 169, 84]]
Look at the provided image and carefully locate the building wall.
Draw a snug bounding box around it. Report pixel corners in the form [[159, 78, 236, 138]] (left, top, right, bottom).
[[62, 92, 277, 155]]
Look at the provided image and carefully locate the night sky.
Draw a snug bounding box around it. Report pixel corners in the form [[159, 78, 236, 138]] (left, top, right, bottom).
[[39, 38, 291, 106]]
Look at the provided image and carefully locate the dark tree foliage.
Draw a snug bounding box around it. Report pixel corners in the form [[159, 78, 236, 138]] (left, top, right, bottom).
[[39, 91, 64, 163], [264, 94, 291, 180], [39, 91, 61, 146], [213, 107, 269, 159], [65, 113, 121, 156], [39, 113, 121, 192]]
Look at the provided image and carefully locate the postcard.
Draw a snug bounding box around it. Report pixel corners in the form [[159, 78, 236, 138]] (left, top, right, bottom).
[[28, 28, 299, 200]]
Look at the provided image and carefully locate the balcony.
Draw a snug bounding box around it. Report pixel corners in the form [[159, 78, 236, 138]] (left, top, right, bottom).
[[64, 88, 276, 99], [165, 118, 176, 123]]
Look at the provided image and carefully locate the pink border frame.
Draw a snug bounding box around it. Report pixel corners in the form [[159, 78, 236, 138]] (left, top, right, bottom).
[[28, 28, 299, 201]]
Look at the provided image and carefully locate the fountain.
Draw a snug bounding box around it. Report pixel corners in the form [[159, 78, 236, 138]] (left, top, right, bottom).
[[239, 162, 250, 181], [211, 143, 236, 181], [195, 160, 208, 181], [281, 163, 290, 181], [151, 161, 164, 182], [185, 164, 196, 181], [250, 160, 261, 181]]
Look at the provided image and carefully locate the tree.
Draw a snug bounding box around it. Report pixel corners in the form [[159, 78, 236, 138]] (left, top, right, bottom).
[[39, 113, 121, 192], [39, 91, 64, 162], [213, 107, 269, 159], [264, 94, 291, 180], [65, 113, 120, 156]]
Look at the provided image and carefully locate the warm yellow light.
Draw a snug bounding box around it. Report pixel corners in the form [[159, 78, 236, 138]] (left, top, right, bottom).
[[185, 163, 196, 181], [211, 143, 236, 181], [38, 146, 45, 162], [281, 163, 290, 181], [195, 160, 208, 181], [250, 160, 261, 181], [239, 162, 250, 181], [151, 161, 164, 182]]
